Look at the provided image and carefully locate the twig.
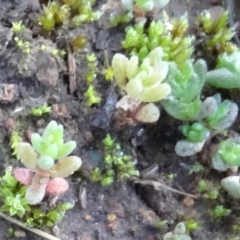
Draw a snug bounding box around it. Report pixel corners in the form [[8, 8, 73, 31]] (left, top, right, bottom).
[[66, 44, 77, 94], [0, 212, 60, 240], [132, 178, 198, 199]]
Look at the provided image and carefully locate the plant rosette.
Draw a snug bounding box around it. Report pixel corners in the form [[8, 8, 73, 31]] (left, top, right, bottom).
[[13, 121, 82, 205]]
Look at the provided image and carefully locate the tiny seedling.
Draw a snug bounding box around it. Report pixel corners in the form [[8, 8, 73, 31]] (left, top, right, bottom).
[[197, 10, 236, 55], [185, 219, 200, 232], [91, 134, 139, 186], [12, 21, 25, 33], [31, 104, 51, 116], [84, 85, 101, 106], [10, 131, 22, 159], [86, 53, 98, 83], [210, 205, 231, 219], [156, 220, 168, 229]]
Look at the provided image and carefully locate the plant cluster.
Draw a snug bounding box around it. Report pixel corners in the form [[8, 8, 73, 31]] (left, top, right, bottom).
[[0, 167, 29, 218], [0, 167, 73, 227], [38, 0, 101, 31], [13, 120, 82, 205], [26, 202, 73, 228], [210, 205, 231, 219], [197, 180, 219, 200], [122, 14, 194, 67], [83, 53, 102, 106], [31, 104, 52, 116], [175, 94, 238, 157], [91, 134, 139, 186], [196, 10, 237, 55]]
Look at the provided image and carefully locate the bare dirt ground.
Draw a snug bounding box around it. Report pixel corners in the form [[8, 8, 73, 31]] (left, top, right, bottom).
[[0, 0, 240, 240]]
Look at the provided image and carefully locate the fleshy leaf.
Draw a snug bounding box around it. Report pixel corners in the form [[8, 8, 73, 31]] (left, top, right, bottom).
[[52, 125, 64, 143], [174, 222, 186, 235], [135, 103, 160, 123], [221, 176, 240, 198], [175, 140, 205, 157], [212, 153, 229, 171], [42, 120, 58, 140], [197, 96, 218, 120], [17, 142, 38, 170], [112, 53, 128, 87], [46, 177, 69, 194], [13, 168, 34, 185], [31, 133, 43, 154], [25, 174, 48, 205], [37, 156, 55, 170], [125, 78, 144, 99], [127, 55, 139, 79], [141, 82, 171, 102], [43, 143, 58, 159], [56, 141, 77, 159], [50, 156, 82, 177]]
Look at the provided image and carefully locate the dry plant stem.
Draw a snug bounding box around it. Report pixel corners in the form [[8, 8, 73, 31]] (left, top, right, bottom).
[[132, 178, 198, 199], [67, 44, 77, 94], [0, 211, 60, 240]]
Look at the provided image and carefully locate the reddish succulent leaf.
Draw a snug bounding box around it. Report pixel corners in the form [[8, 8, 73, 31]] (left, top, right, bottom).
[[12, 167, 34, 185], [46, 177, 69, 194]]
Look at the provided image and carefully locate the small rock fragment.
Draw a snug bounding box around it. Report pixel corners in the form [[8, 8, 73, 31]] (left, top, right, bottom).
[[107, 214, 116, 223], [14, 230, 26, 238], [0, 84, 19, 104], [182, 196, 194, 207]]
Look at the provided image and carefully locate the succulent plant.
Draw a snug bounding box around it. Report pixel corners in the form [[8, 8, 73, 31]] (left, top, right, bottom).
[[31, 120, 77, 160], [161, 59, 207, 121], [206, 50, 240, 89], [122, 14, 194, 67], [163, 222, 192, 240], [112, 47, 171, 102], [175, 94, 238, 157], [212, 137, 240, 171], [196, 10, 237, 55], [112, 47, 170, 123], [38, 0, 101, 31], [13, 121, 82, 205]]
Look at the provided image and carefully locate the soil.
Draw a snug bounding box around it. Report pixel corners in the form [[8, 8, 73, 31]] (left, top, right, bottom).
[[0, 0, 240, 240]]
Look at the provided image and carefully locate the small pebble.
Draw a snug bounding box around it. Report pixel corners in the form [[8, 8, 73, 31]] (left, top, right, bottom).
[[85, 131, 94, 142], [53, 225, 60, 235], [182, 196, 194, 207], [107, 214, 116, 223], [14, 230, 26, 238]]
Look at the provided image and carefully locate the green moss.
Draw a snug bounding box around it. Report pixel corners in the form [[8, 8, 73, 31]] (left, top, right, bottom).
[[91, 134, 139, 186]]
